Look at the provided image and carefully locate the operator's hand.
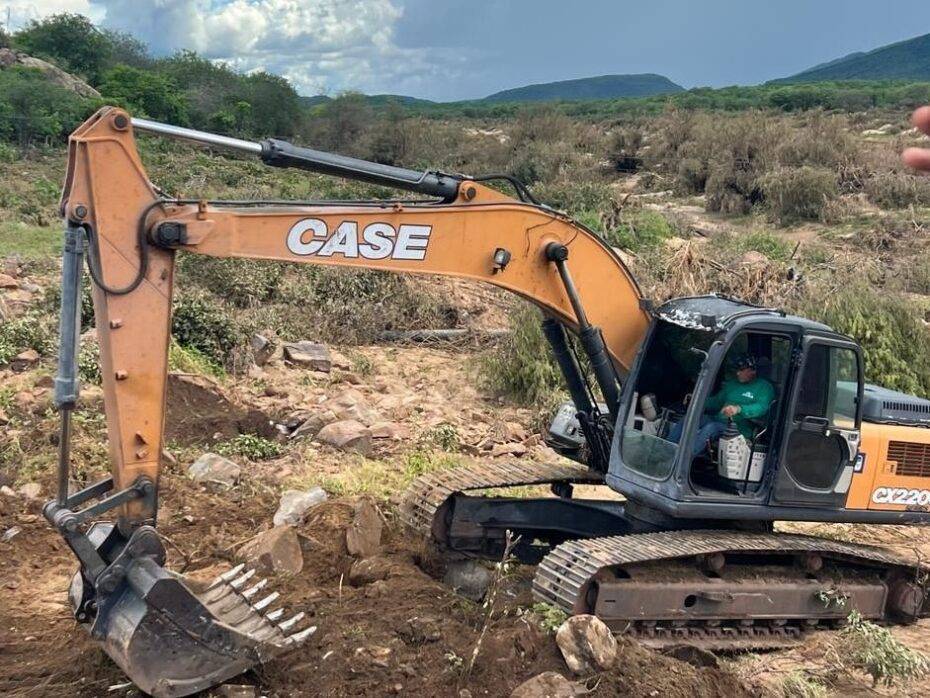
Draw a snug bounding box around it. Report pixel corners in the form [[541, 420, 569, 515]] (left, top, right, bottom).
[[903, 106, 930, 172], [721, 405, 741, 418]]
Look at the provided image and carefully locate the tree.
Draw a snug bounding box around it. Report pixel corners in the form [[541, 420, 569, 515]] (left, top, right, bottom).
[[241, 71, 303, 137], [0, 67, 92, 147], [102, 29, 152, 69], [99, 65, 187, 123], [13, 13, 111, 84], [320, 92, 373, 154]]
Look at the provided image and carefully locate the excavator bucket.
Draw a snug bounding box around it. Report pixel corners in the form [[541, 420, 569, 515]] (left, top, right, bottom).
[[65, 524, 314, 697]]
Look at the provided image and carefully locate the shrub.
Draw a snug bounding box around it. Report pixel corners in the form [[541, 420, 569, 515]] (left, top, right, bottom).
[[171, 292, 242, 365], [840, 610, 929, 687], [759, 166, 837, 223], [864, 171, 930, 209], [99, 65, 187, 123], [215, 434, 283, 461], [605, 209, 675, 252], [177, 256, 284, 308], [780, 672, 828, 698], [728, 230, 794, 261], [797, 283, 930, 397], [479, 303, 562, 407], [0, 312, 55, 365], [0, 67, 93, 147]]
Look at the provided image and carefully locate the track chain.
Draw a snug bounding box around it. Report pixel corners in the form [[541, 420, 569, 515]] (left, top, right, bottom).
[[398, 459, 603, 537], [534, 528, 925, 612]]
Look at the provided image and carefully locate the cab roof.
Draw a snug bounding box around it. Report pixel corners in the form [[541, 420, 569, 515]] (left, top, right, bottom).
[[657, 294, 833, 333]]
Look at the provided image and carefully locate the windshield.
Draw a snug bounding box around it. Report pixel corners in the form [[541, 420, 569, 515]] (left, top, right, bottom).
[[620, 320, 716, 479]]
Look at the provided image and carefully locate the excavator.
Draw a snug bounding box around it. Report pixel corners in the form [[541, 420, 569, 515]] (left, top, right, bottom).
[[46, 107, 930, 696]]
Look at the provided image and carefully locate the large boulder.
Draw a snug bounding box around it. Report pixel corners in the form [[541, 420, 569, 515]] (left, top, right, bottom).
[[510, 672, 578, 698], [555, 615, 617, 675], [238, 525, 304, 575], [317, 419, 372, 456], [273, 487, 327, 526], [188, 453, 241, 488], [0, 48, 101, 98], [283, 341, 332, 371], [443, 560, 492, 601]]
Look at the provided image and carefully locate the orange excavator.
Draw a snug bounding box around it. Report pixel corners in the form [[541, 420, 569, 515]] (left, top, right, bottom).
[[48, 108, 930, 695]]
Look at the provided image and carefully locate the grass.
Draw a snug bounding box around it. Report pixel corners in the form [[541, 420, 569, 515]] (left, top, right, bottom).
[[304, 449, 462, 501], [0, 222, 60, 259]]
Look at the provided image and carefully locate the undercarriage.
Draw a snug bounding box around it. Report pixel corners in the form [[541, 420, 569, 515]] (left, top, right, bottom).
[[399, 460, 930, 650]]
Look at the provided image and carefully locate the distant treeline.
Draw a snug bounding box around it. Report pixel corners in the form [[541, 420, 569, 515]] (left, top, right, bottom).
[[2, 13, 930, 150]]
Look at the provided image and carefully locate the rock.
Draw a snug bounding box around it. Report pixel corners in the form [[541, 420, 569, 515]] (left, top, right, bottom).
[[10, 349, 39, 372], [0, 48, 101, 98], [491, 442, 527, 458], [334, 401, 382, 426], [345, 499, 382, 558], [329, 349, 353, 371], [217, 685, 257, 698], [0, 273, 18, 288], [369, 421, 405, 440], [187, 453, 241, 488], [318, 419, 372, 456], [348, 556, 394, 586], [443, 560, 492, 601], [290, 410, 337, 439], [510, 672, 578, 698], [33, 375, 54, 388], [0, 485, 16, 498], [17, 482, 41, 500], [504, 421, 528, 442], [250, 334, 275, 366], [283, 341, 332, 371], [238, 525, 304, 575], [555, 615, 617, 674], [273, 487, 328, 526]]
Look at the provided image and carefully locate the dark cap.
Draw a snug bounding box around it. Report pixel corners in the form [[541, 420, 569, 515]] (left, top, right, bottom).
[[734, 353, 757, 370]]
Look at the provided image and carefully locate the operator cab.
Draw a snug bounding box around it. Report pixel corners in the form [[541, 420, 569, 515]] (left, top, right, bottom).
[[608, 295, 864, 523]]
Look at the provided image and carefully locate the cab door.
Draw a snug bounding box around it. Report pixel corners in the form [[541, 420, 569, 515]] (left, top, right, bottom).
[[773, 338, 862, 507]]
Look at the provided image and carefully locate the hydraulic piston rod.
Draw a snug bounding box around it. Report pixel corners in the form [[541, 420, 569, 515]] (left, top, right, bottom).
[[131, 117, 462, 200]]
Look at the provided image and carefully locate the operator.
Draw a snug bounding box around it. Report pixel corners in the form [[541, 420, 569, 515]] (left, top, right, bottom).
[[903, 106, 930, 172], [668, 354, 774, 458]]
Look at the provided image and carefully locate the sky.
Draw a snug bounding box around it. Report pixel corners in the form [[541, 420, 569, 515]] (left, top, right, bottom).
[[3, 0, 930, 101]]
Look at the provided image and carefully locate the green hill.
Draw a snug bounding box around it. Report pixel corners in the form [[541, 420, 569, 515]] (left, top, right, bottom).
[[775, 33, 930, 83], [482, 73, 684, 102]]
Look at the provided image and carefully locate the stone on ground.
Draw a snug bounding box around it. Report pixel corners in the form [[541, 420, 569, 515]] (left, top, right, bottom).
[[510, 672, 578, 698], [318, 419, 372, 456], [238, 525, 304, 575], [250, 334, 276, 366], [443, 559, 492, 601], [555, 614, 618, 674], [10, 349, 39, 372], [290, 410, 337, 439], [283, 341, 332, 371], [273, 487, 328, 526], [17, 482, 41, 500], [0, 273, 18, 288], [187, 453, 241, 488], [348, 556, 394, 586], [345, 499, 382, 557]]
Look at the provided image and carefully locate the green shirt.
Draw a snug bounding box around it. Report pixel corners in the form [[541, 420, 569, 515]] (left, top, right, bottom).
[[704, 377, 775, 439]]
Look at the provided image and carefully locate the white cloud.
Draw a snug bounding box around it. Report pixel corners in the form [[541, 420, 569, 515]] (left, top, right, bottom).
[[1, 0, 102, 29], [83, 0, 462, 96]]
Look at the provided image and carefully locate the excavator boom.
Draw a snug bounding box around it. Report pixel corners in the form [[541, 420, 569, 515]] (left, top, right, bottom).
[[47, 108, 649, 695]]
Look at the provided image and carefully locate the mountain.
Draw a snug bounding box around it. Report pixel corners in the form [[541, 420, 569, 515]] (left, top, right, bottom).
[[774, 33, 930, 83], [300, 73, 684, 108], [482, 73, 684, 102]]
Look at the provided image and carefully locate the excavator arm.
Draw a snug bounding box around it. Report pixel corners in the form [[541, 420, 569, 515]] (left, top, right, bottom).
[[46, 107, 649, 696]]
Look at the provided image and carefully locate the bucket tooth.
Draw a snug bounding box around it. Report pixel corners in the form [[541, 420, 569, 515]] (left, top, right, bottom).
[[254, 591, 280, 611], [265, 608, 285, 622], [207, 563, 245, 590], [279, 611, 305, 631], [287, 626, 318, 645], [242, 579, 268, 598], [230, 569, 256, 589]]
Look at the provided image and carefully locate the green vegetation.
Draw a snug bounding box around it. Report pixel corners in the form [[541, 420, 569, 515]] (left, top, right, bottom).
[[529, 602, 568, 634], [215, 434, 284, 461], [839, 610, 930, 687], [0, 223, 59, 259], [779, 672, 828, 698]]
